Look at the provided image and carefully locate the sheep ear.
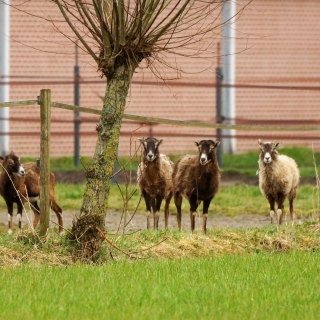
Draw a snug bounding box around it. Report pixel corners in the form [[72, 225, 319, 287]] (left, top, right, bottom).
[[137, 138, 144, 145], [156, 139, 164, 147], [274, 142, 281, 149], [194, 141, 200, 147], [214, 141, 220, 148], [258, 139, 264, 151]]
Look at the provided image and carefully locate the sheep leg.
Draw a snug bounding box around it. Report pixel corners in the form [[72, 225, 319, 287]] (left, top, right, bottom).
[[6, 202, 13, 234], [289, 197, 294, 222], [146, 211, 152, 229], [202, 198, 212, 234], [289, 187, 297, 222], [8, 214, 13, 234], [154, 196, 163, 230], [143, 191, 152, 229], [150, 198, 157, 229], [31, 201, 40, 230], [202, 214, 208, 234], [164, 192, 172, 229], [17, 201, 24, 232], [267, 195, 276, 224], [277, 194, 285, 225], [174, 192, 183, 230], [154, 212, 159, 229], [189, 194, 199, 232], [50, 199, 64, 235], [189, 211, 196, 231]]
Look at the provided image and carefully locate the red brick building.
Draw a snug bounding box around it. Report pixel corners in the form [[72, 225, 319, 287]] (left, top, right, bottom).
[[3, 0, 320, 158]]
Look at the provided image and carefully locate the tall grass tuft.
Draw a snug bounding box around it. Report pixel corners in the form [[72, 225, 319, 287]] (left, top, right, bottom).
[[1, 222, 320, 267]]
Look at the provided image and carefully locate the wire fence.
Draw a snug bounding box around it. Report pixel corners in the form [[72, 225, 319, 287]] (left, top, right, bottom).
[[1, 108, 320, 140], [0, 88, 319, 232], [1, 75, 320, 156]]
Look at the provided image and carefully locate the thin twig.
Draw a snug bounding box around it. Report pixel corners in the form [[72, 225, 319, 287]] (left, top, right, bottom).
[[97, 227, 138, 258]]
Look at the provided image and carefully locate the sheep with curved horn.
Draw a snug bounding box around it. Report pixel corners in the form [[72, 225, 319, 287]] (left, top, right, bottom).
[[172, 140, 220, 234], [0, 152, 63, 234], [137, 137, 173, 229], [257, 139, 300, 225]]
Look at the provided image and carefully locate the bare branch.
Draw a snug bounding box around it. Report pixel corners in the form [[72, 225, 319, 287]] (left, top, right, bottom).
[[76, 0, 103, 44], [117, 0, 126, 45], [9, 0, 251, 79], [53, 0, 99, 62]]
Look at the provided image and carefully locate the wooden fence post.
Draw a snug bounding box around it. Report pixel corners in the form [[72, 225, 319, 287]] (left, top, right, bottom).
[[39, 89, 51, 236]]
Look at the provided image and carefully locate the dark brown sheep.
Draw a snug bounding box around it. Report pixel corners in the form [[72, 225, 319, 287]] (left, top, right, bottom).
[[172, 140, 220, 234], [0, 152, 63, 234], [137, 137, 174, 229]]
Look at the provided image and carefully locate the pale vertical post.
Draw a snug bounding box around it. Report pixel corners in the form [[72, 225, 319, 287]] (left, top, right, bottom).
[[39, 89, 51, 235], [0, 0, 10, 156]]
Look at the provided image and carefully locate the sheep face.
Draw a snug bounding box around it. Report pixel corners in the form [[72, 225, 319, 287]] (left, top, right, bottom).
[[195, 140, 220, 165], [258, 139, 280, 164], [1, 153, 25, 177], [138, 137, 163, 162]]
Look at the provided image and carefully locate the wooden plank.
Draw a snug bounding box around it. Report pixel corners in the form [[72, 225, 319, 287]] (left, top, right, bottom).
[[50, 102, 320, 132], [51, 101, 101, 115], [0, 100, 38, 108]]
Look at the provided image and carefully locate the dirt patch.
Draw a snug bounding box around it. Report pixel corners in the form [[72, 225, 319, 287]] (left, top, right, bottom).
[[99, 212, 274, 231], [0, 210, 273, 233], [1, 207, 307, 234]]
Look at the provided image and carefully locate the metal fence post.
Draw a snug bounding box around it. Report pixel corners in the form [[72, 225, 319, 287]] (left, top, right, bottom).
[[216, 43, 223, 168], [39, 89, 51, 235], [74, 43, 80, 167]]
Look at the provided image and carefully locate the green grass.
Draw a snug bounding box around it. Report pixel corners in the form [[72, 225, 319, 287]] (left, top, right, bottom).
[[21, 156, 94, 172], [1, 147, 319, 319], [0, 183, 318, 219], [0, 183, 317, 219], [0, 251, 319, 319], [20, 146, 320, 178]]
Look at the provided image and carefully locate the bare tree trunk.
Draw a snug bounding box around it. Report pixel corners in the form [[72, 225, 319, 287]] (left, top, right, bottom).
[[70, 57, 137, 261]]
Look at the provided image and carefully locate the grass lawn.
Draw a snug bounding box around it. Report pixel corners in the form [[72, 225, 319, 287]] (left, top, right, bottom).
[[0, 146, 319, 319], [34, 183, 320, 219], [0, 183, 318, 220], [0, 251, 319, 320]]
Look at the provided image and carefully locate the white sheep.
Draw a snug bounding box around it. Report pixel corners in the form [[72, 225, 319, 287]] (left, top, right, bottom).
[[257, 139, 300, 224], [137, 137, 173, 229]]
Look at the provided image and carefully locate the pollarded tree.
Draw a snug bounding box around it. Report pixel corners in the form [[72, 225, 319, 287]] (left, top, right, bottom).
[[26, 0, 249, 258]]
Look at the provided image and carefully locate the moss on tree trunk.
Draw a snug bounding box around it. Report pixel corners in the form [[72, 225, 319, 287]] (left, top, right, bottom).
[[70, 57, 137, 261]]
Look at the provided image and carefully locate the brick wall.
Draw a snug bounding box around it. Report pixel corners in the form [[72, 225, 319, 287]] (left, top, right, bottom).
[[7, 0, 320, 158]]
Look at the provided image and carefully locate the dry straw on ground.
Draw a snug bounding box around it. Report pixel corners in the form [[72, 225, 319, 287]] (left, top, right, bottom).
[[1, 221, 320, 267]]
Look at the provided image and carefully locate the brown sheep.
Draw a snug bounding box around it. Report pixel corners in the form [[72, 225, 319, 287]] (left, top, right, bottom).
[[137, 137, 174, 229], [172, 140, 220, 234], [0, 152, 63, 234]]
